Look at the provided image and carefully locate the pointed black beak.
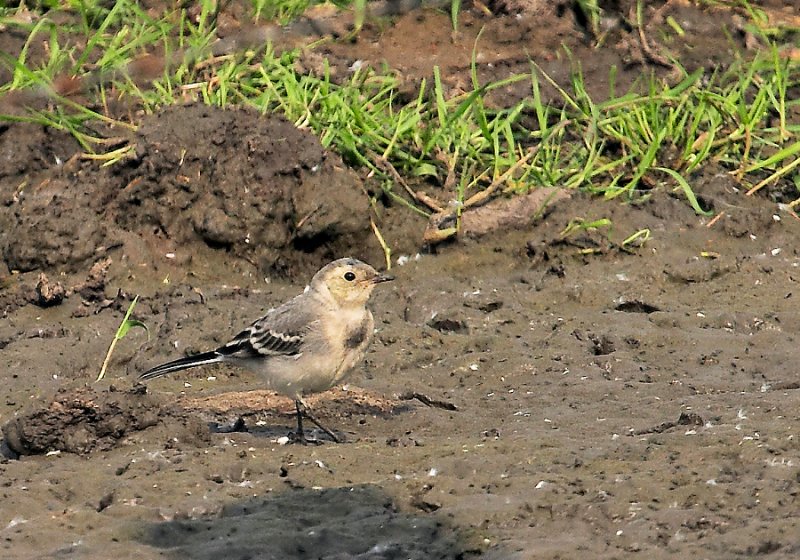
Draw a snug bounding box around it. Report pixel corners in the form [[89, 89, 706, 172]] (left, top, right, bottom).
[[371, 273, 394, 284]]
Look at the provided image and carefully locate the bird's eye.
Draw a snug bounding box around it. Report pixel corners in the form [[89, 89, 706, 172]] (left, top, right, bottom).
[[344, 271, 356, 281]]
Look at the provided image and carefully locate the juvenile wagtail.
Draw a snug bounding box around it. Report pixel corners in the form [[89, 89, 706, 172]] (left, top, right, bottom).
[[139, 258, 393, 443]]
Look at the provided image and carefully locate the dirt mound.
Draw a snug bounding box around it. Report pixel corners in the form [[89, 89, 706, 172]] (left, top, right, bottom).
[[1, 384, 208, 456], [0, 104, 376, 278]]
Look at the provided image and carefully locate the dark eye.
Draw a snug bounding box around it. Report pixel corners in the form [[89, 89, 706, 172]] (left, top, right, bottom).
[[344, 271, 356, 281]]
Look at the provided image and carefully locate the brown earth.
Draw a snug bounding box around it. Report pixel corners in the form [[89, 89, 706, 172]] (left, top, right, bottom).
[[1, 1, 799, 559]]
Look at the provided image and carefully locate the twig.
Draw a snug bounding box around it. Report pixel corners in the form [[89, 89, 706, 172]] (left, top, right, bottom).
[[631, 1, 675, 70], [370, 152, 428, 207], [705, 211, 725, 228], [463, 147, 537, 209], [370, 217, 392, 271], [630, 412, 703, 436], [398, 391, 458, 411], [414, 190, 446, 213], [295, 205, 321, 230]]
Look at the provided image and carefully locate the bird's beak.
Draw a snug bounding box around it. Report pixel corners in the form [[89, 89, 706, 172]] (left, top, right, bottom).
[[371, 273, 394, 284]]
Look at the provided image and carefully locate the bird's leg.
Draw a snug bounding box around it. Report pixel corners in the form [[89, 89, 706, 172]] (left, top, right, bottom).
[[296, 399, 341, 443], [291, 400, 311, 445]]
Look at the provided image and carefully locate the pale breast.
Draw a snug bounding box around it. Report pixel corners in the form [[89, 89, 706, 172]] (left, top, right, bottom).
[[331, 308, 374, 386]]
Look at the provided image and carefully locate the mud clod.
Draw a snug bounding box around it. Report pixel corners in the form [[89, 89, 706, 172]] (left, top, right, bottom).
[[588, 332, 616, 356], [427, 316, 469, 334], [0, 105, 377, 278], [615, 300, 661, 314], [73, 258, 112, 303], [32, 272, 66, 307], [1, 385, 190, 456]]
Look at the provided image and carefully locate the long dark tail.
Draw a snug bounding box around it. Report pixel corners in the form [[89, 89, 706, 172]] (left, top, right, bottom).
[[139, 350, 223, 381]]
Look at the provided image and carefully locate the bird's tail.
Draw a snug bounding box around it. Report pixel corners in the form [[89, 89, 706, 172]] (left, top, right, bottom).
[[139, 350, 223, 381]]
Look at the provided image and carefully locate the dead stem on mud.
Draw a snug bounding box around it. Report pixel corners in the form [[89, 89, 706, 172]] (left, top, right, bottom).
[[398, 391, 458, 411]]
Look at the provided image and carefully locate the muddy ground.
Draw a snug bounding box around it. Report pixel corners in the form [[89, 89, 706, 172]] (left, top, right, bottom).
[[1, 1, 799, 559]]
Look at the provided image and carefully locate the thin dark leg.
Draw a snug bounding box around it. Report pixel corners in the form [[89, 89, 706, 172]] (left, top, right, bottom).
[[296, 400, 341, 443], [292, 400, 309, 445]]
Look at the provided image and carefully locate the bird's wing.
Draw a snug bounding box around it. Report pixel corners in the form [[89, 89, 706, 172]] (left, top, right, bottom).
[[217, 295, 318, 359]]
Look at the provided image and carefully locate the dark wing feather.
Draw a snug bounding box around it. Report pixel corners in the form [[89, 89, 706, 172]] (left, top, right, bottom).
[[217, 299, 313, 359], [251, 324, 304, 354], [219, 325, 304, 357]]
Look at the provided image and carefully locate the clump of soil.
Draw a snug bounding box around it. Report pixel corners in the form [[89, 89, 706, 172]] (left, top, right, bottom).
[[0, 104, 378, 278], [1, 384, 207, 456]]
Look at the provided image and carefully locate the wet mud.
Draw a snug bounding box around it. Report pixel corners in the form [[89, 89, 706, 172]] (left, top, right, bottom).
[[1, 1, 799, 559]]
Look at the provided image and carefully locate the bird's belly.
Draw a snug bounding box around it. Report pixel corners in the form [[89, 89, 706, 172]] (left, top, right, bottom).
[[243, 355, 341, 400]]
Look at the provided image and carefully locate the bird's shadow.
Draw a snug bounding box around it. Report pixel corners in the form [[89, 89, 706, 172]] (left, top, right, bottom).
[[133, 484, 474, 559]]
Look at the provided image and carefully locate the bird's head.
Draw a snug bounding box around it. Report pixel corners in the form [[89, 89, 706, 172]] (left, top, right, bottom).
[[310, 258, 393, 307]]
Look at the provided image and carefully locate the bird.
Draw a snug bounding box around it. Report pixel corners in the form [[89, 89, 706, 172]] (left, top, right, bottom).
[[138, 258, 393, 443]]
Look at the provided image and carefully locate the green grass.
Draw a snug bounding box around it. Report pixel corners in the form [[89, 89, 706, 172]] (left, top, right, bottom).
[[96, 295, 148, 382], [1, 0, 800, 235]]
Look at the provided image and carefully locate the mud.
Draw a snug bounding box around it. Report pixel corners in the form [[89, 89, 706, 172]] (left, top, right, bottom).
[[1, 104, 376, 278], [2, 1, 800, 559]]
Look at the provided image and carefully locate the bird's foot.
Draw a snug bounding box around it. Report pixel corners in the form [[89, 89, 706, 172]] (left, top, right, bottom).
[[306, 419, 342, 443], [289, 430, 322, 445], [210, 416, 248, 434], [294, 400, 343, 443]]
